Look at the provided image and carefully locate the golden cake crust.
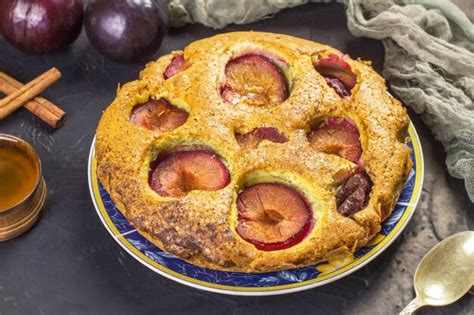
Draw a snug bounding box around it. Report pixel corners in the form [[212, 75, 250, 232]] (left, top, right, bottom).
[[95, 32, 412, 272]]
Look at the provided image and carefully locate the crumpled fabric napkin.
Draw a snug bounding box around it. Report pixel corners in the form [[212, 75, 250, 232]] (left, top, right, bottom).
[[168, 0, 474, 202]]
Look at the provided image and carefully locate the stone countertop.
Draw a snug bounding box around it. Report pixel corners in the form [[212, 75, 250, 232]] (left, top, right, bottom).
[[0, 3, 472, 315]]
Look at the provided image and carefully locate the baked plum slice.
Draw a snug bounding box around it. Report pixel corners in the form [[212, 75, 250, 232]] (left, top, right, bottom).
[[130, 99, 188, 131], [163, 55, 191, 79], [314, 54, 357, 97], [221, 54, 288, 107], [236, 183, 313, 251], [236, 127, 288, 148], [308, 117, 362, 163], [149, 149, 230, 197], [336, 171, 372, 217]]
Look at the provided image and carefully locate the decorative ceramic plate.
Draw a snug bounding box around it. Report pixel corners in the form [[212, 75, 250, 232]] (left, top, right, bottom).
[[88, 122, 423, 296]]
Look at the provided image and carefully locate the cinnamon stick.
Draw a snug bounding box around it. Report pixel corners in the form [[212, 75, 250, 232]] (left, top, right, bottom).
[[0, 68, 61, 121], [0, 72, 66, 128]]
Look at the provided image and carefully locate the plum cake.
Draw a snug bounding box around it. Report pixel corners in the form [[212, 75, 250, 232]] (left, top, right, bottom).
[[96, 32, 412, 272]]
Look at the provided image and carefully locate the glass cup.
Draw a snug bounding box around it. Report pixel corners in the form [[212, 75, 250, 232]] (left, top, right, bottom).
[[0, 134, 46, 240]]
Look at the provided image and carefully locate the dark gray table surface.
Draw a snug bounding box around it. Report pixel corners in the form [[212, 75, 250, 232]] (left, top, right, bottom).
[[0, 3, 473, 315]]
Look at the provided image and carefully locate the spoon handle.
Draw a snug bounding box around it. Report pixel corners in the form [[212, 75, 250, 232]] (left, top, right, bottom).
[[400, 297, 425, 315]]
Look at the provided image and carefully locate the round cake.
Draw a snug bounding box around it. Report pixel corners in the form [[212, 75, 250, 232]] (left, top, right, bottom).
[[95, 32, 412, 272]]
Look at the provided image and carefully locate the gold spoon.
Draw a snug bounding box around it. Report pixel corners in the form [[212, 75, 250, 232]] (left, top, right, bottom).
[[400, 231, 474, 314]]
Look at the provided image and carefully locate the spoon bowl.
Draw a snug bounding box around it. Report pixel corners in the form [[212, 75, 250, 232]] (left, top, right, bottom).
[[400, 231, 474, 314]]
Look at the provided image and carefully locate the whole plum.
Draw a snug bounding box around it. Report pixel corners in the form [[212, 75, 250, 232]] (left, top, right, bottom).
[[0, 0, 84, 53], [85, 0, 170, 62]]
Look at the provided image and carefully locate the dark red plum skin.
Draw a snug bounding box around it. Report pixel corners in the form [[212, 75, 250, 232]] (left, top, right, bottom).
[[85, 0, 169, 62], [148, 150, 231, 198], [163, 55, 190, 79], [0, 0, 83, 53], [236, 127, 288, 148], [336, 171, 372, 217]]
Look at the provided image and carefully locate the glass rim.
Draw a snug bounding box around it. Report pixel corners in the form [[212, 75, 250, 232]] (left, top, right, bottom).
[[0, 133, 42, 213]]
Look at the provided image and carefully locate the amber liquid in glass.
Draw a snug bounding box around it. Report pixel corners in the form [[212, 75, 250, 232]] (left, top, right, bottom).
[[0, 144, 38, 210]]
